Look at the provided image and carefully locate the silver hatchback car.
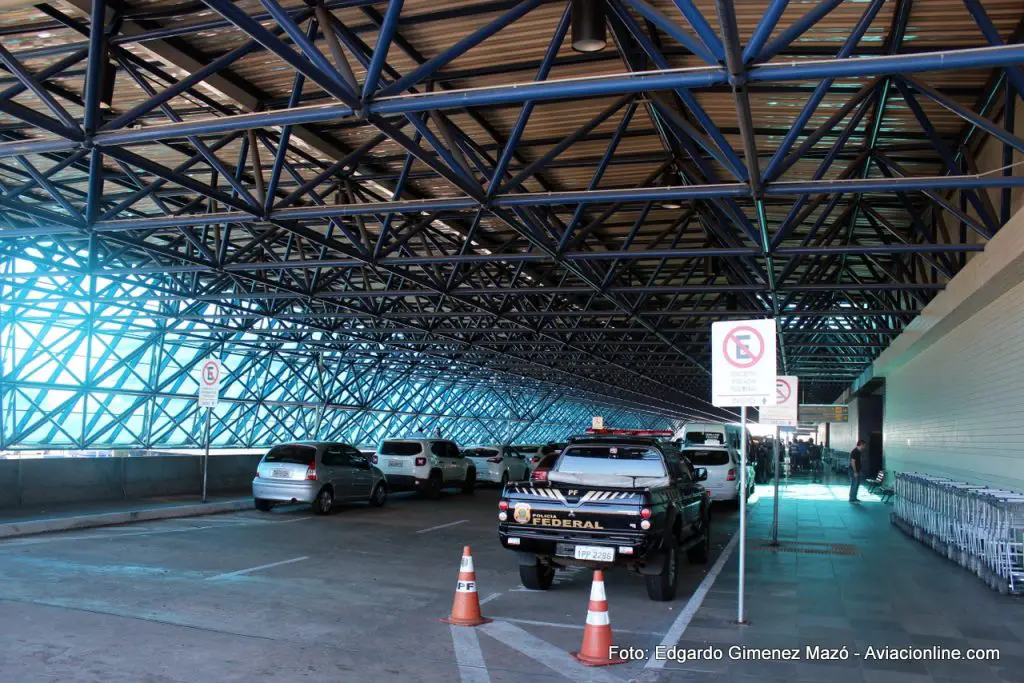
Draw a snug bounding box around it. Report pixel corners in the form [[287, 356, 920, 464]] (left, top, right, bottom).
[[253, 441, 387, 514]]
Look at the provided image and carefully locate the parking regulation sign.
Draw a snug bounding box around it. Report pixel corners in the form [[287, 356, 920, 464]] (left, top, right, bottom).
[[759, 376, 799, 425], [197, 358, 222, 408], [711, 319, 777, 407]]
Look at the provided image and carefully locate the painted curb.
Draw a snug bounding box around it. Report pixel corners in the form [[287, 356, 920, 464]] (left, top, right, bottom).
[[0, 499, 252, 539]]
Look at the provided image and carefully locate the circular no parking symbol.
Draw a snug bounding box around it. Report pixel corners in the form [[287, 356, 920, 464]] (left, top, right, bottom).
[[201, 359, 220, 386], [722, 326, 765, 369], [777, 378, 791, 404]]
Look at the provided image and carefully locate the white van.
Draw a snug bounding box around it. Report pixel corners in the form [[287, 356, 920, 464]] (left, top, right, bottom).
[[675, 422, 750, 452]]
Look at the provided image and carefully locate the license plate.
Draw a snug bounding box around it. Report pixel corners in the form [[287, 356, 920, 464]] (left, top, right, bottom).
[[388, 459, 404, 468], [272, 469, 290, 478], [574, 545, 614, 562]]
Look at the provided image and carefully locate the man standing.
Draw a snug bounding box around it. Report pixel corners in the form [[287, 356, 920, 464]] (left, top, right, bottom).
[[849, 439, 865, 503]]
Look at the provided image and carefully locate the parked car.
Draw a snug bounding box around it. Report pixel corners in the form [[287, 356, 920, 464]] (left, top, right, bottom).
[[373, 438, 475, 498], [464, 445, 530, 486], [529, 452, 559, 482], [519, 442, 566, 470], [680, 445, 754, 504], [498, 436, 711, 601], [253, 442, 387, 515]]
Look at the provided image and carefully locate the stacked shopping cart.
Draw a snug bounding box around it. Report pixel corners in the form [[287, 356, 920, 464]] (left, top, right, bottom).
[[892, 473, 1024, 595]]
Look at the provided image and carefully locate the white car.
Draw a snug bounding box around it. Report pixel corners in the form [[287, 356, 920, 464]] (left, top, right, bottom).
[[372, 438, 475, 498], [681, 445, 754, 504], [463, 445, 530, 486]]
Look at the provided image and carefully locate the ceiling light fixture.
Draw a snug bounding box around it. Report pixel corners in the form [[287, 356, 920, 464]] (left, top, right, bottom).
[[571, 0, 606, 53]]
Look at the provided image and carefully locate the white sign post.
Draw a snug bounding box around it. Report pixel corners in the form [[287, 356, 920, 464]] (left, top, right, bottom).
[[711, 319, 778, 626], [591, 416, 604, 431], [759, 376, 799, 546], [197, 359, 222, 503]]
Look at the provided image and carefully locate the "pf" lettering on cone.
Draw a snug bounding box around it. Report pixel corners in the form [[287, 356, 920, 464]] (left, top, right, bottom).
[[441, 546, 492, 627]]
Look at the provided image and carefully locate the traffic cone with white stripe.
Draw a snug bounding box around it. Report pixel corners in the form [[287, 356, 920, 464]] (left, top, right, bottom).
[[441, 546, 492, 627], [572, 570, 626, 666]]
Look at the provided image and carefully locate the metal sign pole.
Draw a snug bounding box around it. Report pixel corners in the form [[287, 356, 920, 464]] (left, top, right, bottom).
[[202, 407, 211, 503], [771, 424, 781, 545], [737, 404, 748, 624]]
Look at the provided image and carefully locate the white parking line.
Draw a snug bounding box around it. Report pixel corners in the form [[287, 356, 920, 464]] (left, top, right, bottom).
[[645, 531, 738, 670], [479, 592, 502, 605], [491, 616, 664, 636], [450, 624, 491, 683], [206, 555, 309, 580], [480, 620, 623, 683], [415, 519, 468, 534], [0, 526, 216, 547]]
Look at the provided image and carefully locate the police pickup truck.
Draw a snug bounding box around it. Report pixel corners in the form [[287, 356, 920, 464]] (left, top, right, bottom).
[[497, 437, 712, 601]]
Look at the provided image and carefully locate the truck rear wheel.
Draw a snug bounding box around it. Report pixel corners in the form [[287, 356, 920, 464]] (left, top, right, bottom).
[[646, 546, 679, 601], [687, 516, 711, 564], [519, 560, 555, 590]]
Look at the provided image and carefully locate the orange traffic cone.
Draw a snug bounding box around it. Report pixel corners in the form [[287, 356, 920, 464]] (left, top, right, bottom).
[[572, 570, 626, 666], [441, 546, 492, 627]]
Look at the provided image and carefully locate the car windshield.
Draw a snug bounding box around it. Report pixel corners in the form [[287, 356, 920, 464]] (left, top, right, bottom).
[[264, 444, 316, 464], [685, 431, 725, 446], [684, 449, 731, 466], [464, 448, 499, 458], [380, 441, 422, 456], [555, 445, 667, 478]]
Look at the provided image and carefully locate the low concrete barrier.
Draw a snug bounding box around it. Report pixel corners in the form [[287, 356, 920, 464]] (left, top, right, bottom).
[[0, 498, 253, 539], [0, 454, 262, 509]]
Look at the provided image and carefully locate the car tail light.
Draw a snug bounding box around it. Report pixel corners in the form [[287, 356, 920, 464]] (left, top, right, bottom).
[[640, 507, 652, 519], [415, 457, 427, 467], [487, 456, 503, 464], [726, 468, 736, 481], [254, 471, 260, 478], [372, 455, 378, 465], [532, 470, 548, 481], [305, 462, 317, 481], [498, 500, 509, 511]]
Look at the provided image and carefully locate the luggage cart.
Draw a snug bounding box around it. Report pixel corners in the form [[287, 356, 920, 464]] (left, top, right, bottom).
[[891, 473, 1024, 595]]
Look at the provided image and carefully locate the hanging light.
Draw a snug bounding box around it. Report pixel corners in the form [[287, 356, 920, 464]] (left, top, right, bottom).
[[659, 168, 682, 209], [571, 0, 606, 53]]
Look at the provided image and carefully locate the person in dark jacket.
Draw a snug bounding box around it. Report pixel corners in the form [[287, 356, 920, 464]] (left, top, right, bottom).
[[849, 440, 865, 503]]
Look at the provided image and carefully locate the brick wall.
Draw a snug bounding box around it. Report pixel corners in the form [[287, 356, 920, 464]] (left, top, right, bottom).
[[884, 277, 1024, 492]]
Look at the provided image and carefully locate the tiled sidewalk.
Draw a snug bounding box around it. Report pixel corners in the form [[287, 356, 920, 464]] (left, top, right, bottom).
[[657, 476, 1024, 683]]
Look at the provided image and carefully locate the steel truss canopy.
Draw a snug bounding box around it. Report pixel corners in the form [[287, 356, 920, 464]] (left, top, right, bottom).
[[1, 0, 1022, 449]]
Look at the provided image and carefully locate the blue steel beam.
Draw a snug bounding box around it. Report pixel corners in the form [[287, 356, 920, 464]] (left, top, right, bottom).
[[755, 0, 845, 63], [743, 0, 788, 64], [375, 0, 545, 98], [6, 41, 1024, 157], [619, 0, 718, 64], [963, 0, 1024, 101]]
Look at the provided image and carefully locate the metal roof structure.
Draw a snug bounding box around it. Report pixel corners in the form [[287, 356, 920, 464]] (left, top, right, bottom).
[[1, 0, 1022, 448]]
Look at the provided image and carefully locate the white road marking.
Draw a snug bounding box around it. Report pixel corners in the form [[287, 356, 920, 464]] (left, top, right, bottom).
[[645, 530, 739, 670], [492, 616, 664, 636], [479, 592, 502, 605], [206, 555, 309, 580], [450, 624, 492, 683], [480, 620, 623, 683], [0, 526, 216, 547], [415, 519, 468, 534]]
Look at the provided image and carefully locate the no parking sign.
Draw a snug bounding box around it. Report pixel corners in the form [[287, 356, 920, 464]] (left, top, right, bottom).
[[711, 319, 777, 407], [197, 358, 222, 408], [759, 376, 799, 425]]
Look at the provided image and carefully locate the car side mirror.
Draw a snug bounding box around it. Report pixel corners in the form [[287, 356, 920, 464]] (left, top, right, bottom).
[[694, 467, 708, 482]]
